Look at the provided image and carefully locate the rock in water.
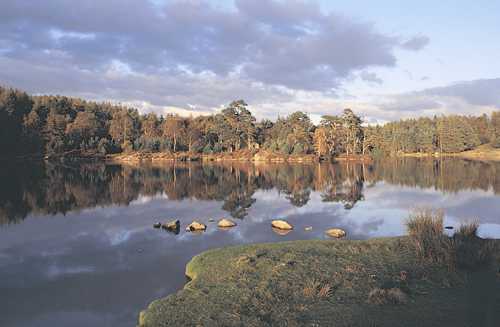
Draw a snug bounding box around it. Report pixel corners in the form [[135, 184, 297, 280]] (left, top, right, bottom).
[[185, 221, 207, 231], [271, 220, 293, 230], [153, 222, 161, 229], [324, 229, 346, 240], [218, 219, 237, 228], [162, 220, 180, 235]]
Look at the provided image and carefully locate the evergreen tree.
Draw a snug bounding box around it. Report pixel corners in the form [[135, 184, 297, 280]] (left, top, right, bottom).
[[0, 87, 33, 156]]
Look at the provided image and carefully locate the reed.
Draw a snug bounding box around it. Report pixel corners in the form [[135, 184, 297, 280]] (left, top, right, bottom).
[[403, 206, 496, 268]]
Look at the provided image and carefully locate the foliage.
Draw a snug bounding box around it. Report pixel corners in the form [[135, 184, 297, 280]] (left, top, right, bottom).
[[133, 137, 173, 153], [203, 143, 214, 155], [1, 85, 499, 158]]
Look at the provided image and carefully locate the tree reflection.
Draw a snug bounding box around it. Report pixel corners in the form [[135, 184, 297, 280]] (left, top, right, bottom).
[[284, 188, 310, 207], [320, 163, 366, 209], [1, 158, 500, 226], [221, 191, 256, 220]]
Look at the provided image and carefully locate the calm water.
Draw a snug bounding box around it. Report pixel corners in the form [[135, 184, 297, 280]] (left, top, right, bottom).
[[1, 158, 499, 327]]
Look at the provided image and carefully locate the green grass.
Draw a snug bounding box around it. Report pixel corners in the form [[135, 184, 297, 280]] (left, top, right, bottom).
[[138, 208, 500, 327]]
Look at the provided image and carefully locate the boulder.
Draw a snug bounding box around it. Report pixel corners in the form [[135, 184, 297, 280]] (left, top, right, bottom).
[[162, 220, 180, 235], [218, 219, 237, 228], [185, 221, 207, 231], [271, 220, 293, 230], [162, 220, 180, 229], [324, 229, 346, 240]]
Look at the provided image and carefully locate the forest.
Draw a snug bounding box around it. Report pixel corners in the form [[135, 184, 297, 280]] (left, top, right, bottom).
[[1, 86, 500, 158]]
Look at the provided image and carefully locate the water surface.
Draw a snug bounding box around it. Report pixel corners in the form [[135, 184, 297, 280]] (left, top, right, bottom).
[[1, 158, 499, 327]]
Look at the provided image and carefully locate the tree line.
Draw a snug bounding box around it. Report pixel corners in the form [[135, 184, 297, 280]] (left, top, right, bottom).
[[1, 86, 500, 158]]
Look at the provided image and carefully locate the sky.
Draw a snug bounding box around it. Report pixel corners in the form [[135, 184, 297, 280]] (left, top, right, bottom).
[[1, 0, 500, 125]]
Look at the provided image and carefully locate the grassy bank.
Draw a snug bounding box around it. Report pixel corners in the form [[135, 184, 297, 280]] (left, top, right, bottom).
[[139, 208, 500, 326]]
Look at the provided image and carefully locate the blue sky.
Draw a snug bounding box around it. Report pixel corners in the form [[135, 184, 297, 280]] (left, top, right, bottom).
[[1, 0, 499, 124]]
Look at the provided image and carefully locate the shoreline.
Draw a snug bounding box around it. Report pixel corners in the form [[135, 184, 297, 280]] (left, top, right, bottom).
[[8, 149, 500, 163]]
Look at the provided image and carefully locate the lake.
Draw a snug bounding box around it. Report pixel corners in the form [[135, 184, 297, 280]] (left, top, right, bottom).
[[1, 157, 499, 327]]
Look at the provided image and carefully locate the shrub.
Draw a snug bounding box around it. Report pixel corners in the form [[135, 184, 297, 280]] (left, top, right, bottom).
[[292, 142, 307, 154], [97, 138, 110, 154], [133, 137, 173, 153], [213, 142, 224, 154], [190, 141, 202, 154], [203, 143, 213, 155], [280, 141, 293, 155], [269, 141, 279, 154]]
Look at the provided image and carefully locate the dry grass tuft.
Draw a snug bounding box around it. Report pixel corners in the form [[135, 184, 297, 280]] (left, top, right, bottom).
[[301, 278, 333, 299], [367, 287, 407, 305], [403, 206, 497, 269]]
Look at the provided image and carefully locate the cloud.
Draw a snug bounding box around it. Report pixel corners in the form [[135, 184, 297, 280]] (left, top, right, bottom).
[[359, 70, 383, 85], [370, 78, 500, 119], [400, 35, 430, 51], [424, 78, 500, 107], [0, 0, 429, 116]]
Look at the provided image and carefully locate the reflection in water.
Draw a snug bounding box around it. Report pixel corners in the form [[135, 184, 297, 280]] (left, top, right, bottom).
[[5, 157, 499, 225], [0, 158, 499, 327]]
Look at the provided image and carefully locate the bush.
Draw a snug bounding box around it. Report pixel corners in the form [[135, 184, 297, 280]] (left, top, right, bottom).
[[133, 137, 173, 153], [213, 142, 224, 154], [269, 141, 279, 154], [292, 142, 307, 155], [190, 141, 202, 154], [280, 141, 293, 155], [97, 138, 110, 154], [203, 143, 214, 155]]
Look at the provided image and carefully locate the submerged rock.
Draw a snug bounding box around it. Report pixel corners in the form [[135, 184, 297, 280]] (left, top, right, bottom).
[[271, 220, 293, 230], [324, 229, 346, 240]]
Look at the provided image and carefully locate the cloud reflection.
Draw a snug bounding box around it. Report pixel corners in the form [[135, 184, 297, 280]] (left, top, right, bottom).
[[1, 158, 500, 326]]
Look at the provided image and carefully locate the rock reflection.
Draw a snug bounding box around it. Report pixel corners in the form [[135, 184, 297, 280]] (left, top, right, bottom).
[[272, 227, 293, 235]]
